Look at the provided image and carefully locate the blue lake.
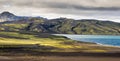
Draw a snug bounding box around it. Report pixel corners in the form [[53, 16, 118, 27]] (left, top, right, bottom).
[[54, 34, 120, 47]]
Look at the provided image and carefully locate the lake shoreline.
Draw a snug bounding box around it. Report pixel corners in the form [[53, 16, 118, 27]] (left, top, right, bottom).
[[96, 43, 120, 48], [53, 34, 120, 48]]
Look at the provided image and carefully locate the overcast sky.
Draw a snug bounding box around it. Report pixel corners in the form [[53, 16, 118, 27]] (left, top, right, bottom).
[[0, 0, 120, 22]]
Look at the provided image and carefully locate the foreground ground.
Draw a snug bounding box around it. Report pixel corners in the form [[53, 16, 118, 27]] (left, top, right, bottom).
[[0, 31, 120, 61], [0, 52, 120, 61]]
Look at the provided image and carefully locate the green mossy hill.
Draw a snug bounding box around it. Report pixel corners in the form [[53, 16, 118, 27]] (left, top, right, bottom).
[[25, 18, 120, 35], [0, 18, 120, 35]]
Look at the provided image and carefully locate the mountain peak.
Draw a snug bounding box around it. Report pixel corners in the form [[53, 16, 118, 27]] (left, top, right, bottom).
[[0, 11, 17, 22], [0, 11, 15, 16]]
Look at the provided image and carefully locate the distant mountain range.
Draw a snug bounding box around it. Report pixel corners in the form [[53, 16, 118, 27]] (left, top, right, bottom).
[[0, 11, 120, 35]]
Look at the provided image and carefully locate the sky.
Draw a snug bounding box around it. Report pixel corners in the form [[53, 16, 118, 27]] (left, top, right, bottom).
[[0, 0, 120, 22]]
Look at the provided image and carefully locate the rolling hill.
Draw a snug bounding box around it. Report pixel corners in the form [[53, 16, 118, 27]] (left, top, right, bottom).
[[0, 12, 120, 35]]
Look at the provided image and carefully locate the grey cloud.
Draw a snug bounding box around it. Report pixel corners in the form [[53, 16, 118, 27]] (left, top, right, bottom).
[[0, 0, 120, 22], [1, 0, 120, 10], [43, 2, 120, 11]]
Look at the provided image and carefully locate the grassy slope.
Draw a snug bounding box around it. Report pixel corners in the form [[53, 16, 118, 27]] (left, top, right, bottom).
[[0, 31, 110, 53], [1, 31, 120, 56]]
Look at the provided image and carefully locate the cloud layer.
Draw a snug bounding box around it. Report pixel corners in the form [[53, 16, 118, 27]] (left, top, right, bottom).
[[0, 0, 120, 22]]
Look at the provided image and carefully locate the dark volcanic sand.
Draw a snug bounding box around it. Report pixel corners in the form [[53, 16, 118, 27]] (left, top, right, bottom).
[[0, 56, 120, 61], [1, 52, 120, 61]]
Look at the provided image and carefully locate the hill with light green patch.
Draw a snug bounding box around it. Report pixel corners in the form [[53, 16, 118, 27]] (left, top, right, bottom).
[[26, 18, 120, 35], [0, 12, 120, 35]]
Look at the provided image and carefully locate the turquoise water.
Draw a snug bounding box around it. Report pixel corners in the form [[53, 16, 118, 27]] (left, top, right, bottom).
[[54, 34, 120, 47]]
